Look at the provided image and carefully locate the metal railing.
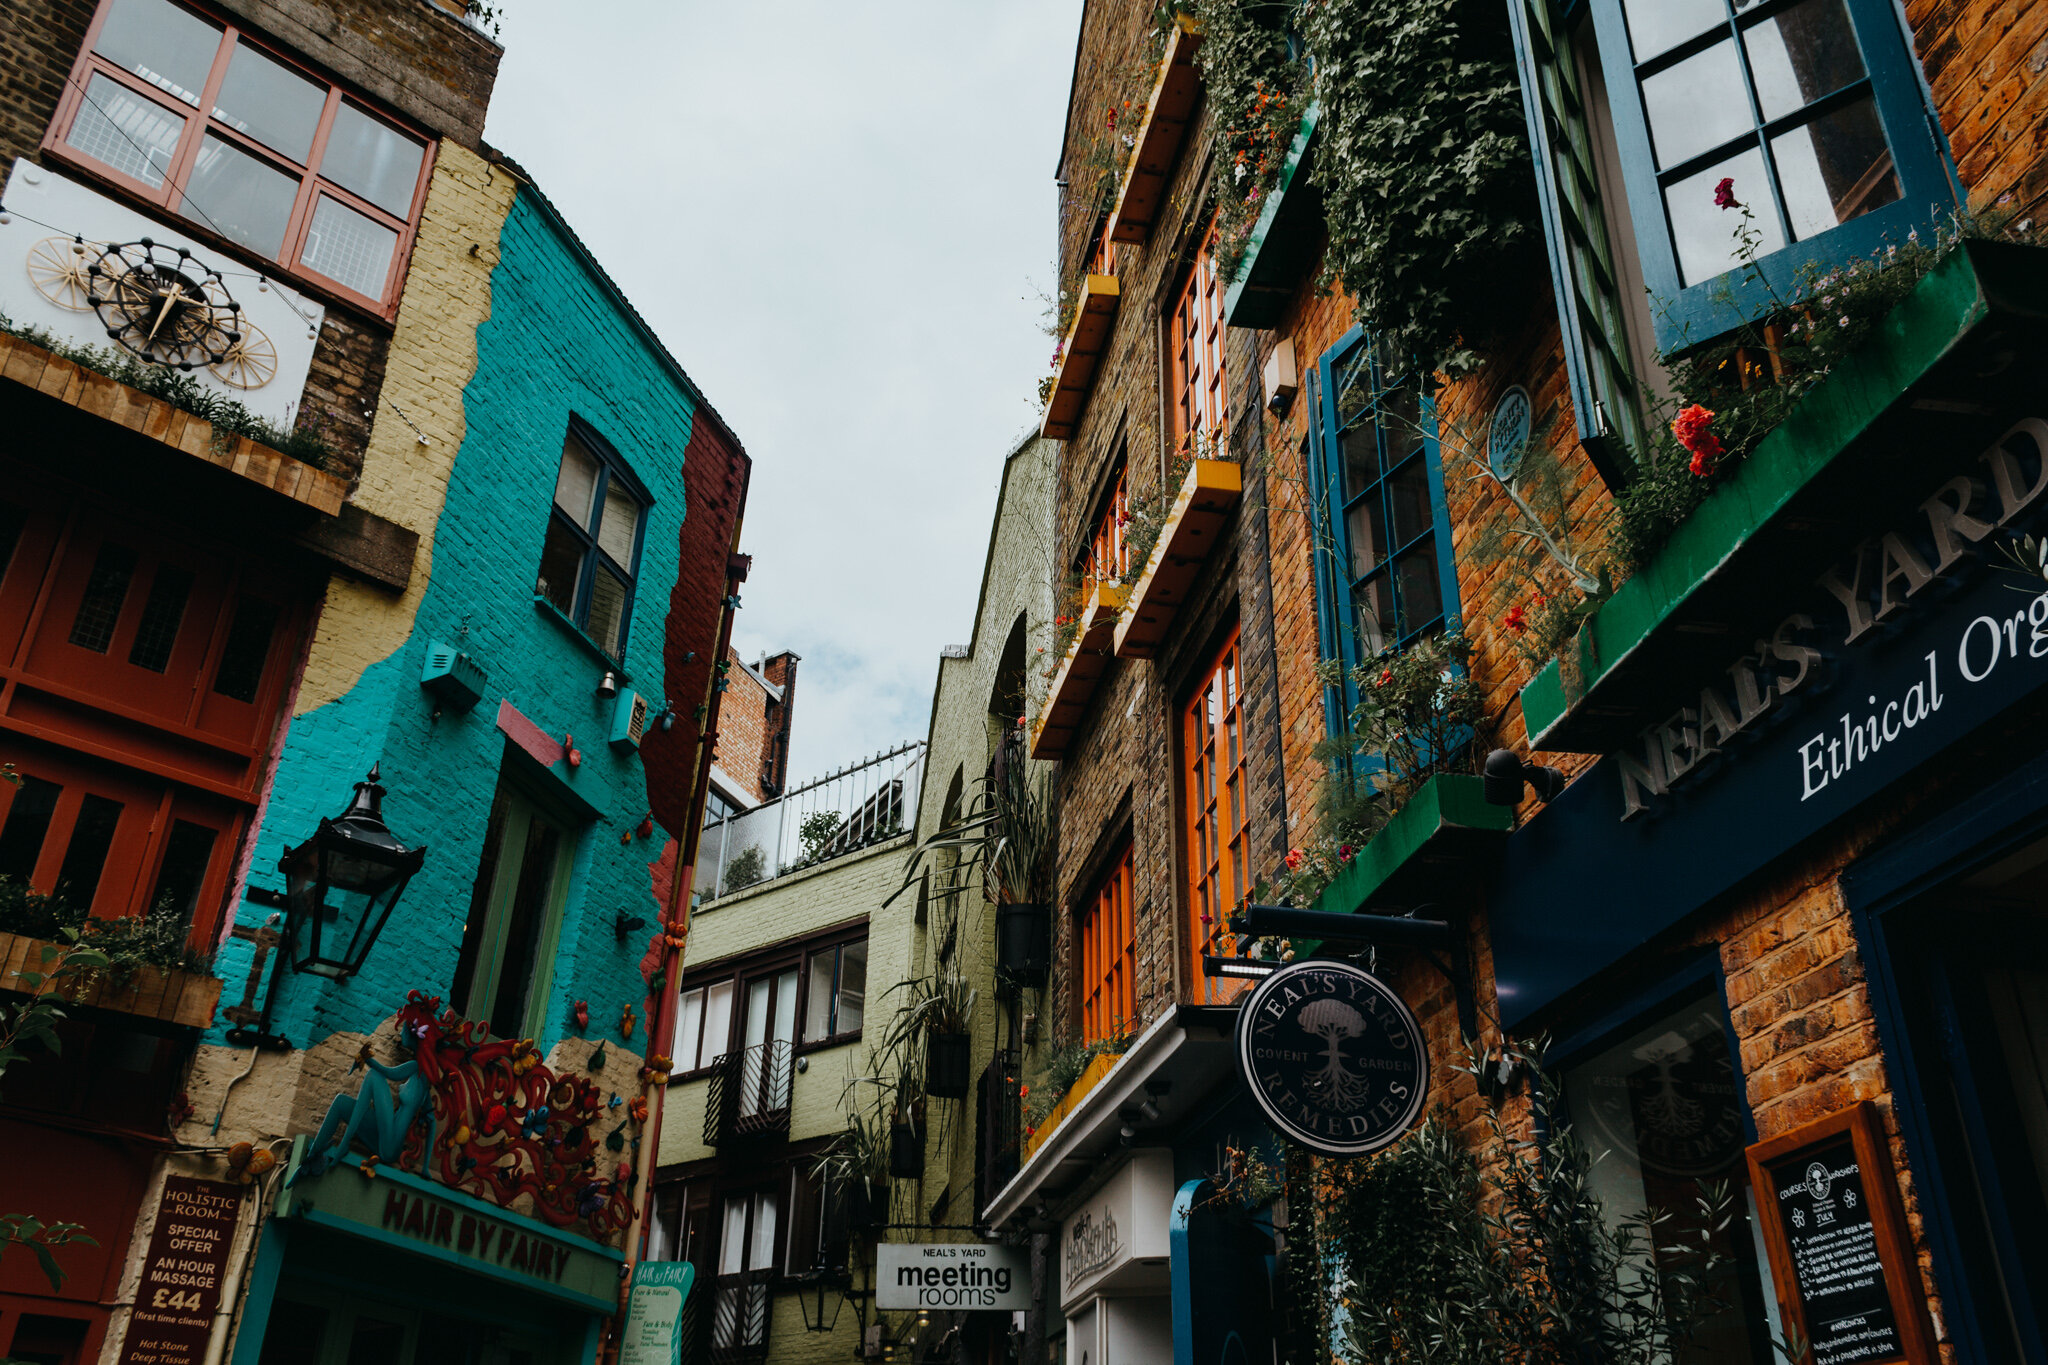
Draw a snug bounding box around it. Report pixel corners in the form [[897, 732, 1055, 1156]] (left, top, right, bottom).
[[703, 1041, 793, 1146], [696, 742, 925, 900], [708, 1270, 773, 1363]]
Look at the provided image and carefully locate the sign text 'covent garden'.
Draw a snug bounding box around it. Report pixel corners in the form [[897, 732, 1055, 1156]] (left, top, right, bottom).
[[1619, 418, 2048, 819]]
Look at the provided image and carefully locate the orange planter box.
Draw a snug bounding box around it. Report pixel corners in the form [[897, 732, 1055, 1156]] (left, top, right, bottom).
[[1022, 1052, 1123, 1162]]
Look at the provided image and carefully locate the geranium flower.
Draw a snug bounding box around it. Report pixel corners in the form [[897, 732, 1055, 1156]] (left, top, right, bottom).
[[1714, 177, 1741, 209], [1283, 849, 1304, 871], [1376, 668, 1394, 687], [1338, 844, 1355, 863], [1504, 604, 1529, 634], [1672, 403, 1723, 477]]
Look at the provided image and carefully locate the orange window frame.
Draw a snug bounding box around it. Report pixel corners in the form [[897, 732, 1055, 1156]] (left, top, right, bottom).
[[1183, 630, 1250, 1002], [1078, 842, 1135, 1044], [1167, 221, 1227, 454], [1082, 464, 1130, 600], [43, 0, 434, 316]]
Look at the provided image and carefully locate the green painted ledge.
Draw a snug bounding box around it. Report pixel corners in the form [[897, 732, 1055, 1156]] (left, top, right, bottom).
[[1222, 103, 1322, 331], [1520, 241, 2023, 751], [1308, 773, 1511, 919]]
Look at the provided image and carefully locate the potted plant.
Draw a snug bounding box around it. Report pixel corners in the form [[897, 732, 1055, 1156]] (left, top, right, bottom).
[[883, 974, 977, 1100], [813, 1112, 889, 1238], [989, 757, 1056, 986], [889, 1111, 926, 1179], [927, 1028, 972, 1100]]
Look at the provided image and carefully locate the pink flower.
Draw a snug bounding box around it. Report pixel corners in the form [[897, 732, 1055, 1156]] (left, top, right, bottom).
[[1672, 403, 1724, 477], [1338, 844, 1355, 863], [1283, 849, 1304, 871], [1714, 177, 1741, 210]]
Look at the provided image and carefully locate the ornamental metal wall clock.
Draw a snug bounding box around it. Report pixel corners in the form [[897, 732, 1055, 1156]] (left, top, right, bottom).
[[1235, 958, 1429, 1156], [85, 238, 244, 372]]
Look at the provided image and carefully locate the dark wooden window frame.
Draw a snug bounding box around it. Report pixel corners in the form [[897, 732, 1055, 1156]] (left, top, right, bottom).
[[536, 417, 654, 668], [671, 916, 869, 1081]]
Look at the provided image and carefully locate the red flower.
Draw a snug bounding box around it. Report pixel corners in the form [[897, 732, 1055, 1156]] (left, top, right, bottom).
[[1338, 844, 1355, 863], [1376, 668, 1394, 687], [1283, 848, 1304, 871], [1714, 177, 1741, 210], [1672, 403, 1724, 476], [1504, 605, 1529, 634]]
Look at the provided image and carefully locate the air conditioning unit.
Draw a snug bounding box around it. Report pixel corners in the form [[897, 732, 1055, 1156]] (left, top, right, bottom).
[[609, 689, 649, 753], [420, 641, 487, 713]]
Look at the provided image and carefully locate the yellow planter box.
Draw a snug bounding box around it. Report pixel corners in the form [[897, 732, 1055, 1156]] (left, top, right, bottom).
[[1022, 1051, 1123, 1162], [1114, 459, 1242, 658], [1030, 583, 1126, 759]]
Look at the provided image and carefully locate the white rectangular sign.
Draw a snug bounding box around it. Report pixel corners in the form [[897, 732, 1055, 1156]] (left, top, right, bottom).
[[876, 1242, 1031, 1312]]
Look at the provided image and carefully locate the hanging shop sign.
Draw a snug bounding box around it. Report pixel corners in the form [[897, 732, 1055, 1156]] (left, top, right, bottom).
[[1744, 1103, 1935, 1365], [1235, 960, 1428, 1157], [619, 1261, 696, 1365], [117, 1177, 242, 1365], [877, 1243, 1032, 1312], [1060, 1148, 1175, 1308]]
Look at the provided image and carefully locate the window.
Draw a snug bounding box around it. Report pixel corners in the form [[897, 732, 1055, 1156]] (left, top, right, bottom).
[[1184, 632, 1250, 1003], [737, 967, 798, 1121], [537, 423, 648, 664], [449, 777, 577, 1041], [675, 977, 737, 1074], [50, 0, 432, 311], [1311, 334, 1458, 690], [712, 1188, 778, 1359], [801, 937, 867, 1045], [1560, 986, 1783, 1365], [1079, 843, 1135, 1043], [1550, 0, 1949, 352], [1167, 221, 1227, 453], [1081, 459, 1131, 600]]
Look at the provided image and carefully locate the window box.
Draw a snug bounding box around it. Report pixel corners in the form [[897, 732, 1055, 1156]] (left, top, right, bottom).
[[1518, 240, 2047, 753], [0, 931, 221, 1030], [1106, 23, 1205, 248], [0, 330, 348, 515], [1221, 103, 1322, 331], [1030, 582, 1126, 759], [1308, 774, 1511, 919], [1021, 1051, 1121, 1163], [1113, 459, 1242, 658], [1040, 274, 1120, 442]]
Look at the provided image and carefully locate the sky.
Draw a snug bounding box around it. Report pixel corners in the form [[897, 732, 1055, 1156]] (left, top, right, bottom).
[[484, 3, 1079, 785]]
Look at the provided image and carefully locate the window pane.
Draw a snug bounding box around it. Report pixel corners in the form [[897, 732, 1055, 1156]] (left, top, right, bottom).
[[718, 1199, 747, 1274], [67, 73, 185, 187], [773, 968, 799, 1046], [1641, 38, 1753, 169], [803, 948, 835, 1044], [1380, 386, 1423, 465], [213, 42, 323, 162], [181, 135, 296, 258], [1744, 0, 1866, 122], [597, 485, 641, 567], [128, 564, 193, 672], [148, 819, 215, 927], [677, 987, 705, 1069], [1338, 425, 1380, 498], [537, 516, 585, 617], [71, 543, 138, 653], [1621, 0, 1726, 62], [94, 0, 221, 106], [1771, 97, 1899, 240], [58, 793, 124, 909], [837, 940, 866, 1036], [1665, 146, 1785, 286], [555, 438, 600, 521], [587, 564, 628, 659], [750, 1191, 778, 1270], [1394, 542, 1444, 637], [703, 979, 733, 1058], [1355, 576, 1393, 657], [0, 776, 61, 887], [318, 102, 425, 217], [211, 596, 278, 703], [1345, 497, 1389, 581], [1386, 458, 1433, 547], [300, 196, 399, 300]]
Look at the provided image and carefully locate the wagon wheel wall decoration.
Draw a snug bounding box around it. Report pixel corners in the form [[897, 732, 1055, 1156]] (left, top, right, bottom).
[[26, 236, 103, 312], [210, 319, 276, 389], [86, 238, 243, 371]]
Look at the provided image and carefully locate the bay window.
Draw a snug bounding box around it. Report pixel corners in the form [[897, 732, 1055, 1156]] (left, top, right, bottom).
[[49, 0, 432, 312]]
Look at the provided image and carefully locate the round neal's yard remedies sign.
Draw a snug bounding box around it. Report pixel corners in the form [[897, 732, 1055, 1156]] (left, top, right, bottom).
[[1237, 960, 1428, 1156]]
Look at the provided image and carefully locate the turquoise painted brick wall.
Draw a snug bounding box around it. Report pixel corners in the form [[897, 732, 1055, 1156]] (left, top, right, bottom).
[[214, 188, 696, 1054]]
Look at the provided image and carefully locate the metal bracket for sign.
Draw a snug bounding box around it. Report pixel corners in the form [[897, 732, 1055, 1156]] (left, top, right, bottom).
[[1229, 903, 1480, 1042]]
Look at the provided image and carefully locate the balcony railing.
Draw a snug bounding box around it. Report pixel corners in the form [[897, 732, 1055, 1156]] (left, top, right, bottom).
[[974, 1049, 1021, 1216], [708, 1269, 773, 1364], [696, 742, 924, 901], [703, 1041, 793, 1146]]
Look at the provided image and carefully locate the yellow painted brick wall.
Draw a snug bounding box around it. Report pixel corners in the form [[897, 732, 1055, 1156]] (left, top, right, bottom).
[[296, 141, 516, 713]]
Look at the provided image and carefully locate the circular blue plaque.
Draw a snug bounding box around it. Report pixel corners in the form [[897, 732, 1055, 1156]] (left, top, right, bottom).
[[1236, 959, 1429, 1156]]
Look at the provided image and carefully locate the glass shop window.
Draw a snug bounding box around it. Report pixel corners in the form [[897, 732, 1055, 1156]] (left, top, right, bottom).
[[1562, 989, 1783, 1365], [536, 423, 647, 664], [53, 0, 430, 310]]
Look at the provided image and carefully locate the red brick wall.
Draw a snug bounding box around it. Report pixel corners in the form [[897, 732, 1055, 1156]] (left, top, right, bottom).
[[1908, 0, 2048, 218], [709, 648, 776, 806]]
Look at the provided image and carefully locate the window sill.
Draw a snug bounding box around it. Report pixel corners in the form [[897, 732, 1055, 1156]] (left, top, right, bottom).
[[1221, 102, 1323, 331], [1113, 459, 1242, 659], [531, 595, 630, 680], [794, 1032, 862, 1057], [1519, 239, 2044, 752], [1030, 581, 1127, 759]]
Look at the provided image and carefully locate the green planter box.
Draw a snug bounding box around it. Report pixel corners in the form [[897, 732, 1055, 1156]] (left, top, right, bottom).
[[1308, 773, 1511, 920]]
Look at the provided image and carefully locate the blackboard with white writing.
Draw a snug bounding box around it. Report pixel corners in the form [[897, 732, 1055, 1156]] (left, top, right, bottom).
[[1764, 1138, 1900, 1365]]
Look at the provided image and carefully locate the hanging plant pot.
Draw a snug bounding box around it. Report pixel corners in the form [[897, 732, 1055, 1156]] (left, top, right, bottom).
[[996, 902, 1050, 985], [889, 1120, 925, 1179], [926, 1031, 972, 1099], [836, 1178, 882, 1238]]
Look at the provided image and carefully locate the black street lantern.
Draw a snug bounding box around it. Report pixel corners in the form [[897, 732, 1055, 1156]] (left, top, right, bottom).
[[279, 765, 426, 979]]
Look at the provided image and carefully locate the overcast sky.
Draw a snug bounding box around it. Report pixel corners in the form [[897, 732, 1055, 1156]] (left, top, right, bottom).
[[485, 3, 1077, 785]]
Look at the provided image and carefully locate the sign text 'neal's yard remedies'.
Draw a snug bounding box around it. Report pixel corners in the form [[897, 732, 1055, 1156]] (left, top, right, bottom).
[[1236, 959, 1429, 1157], [876, 1243, 1032, 1312], [1617, 418, 2048, 820]]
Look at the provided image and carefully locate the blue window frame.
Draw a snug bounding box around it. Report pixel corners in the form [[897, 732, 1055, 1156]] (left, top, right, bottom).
[[1583, 0, 1953, 352], [1306, 329, 1462, 732], [535, 418, 651, 665]]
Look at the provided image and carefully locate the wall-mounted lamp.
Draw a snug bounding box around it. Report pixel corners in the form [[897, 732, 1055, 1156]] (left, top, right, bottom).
[[596, 671, 619, 699], [1263, 339, 1299, 416], [1483, 748, 1568, 806]]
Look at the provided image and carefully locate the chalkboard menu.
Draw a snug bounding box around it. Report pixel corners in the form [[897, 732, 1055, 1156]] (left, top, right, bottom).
[[1744, 1104, 1933, 1365]]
